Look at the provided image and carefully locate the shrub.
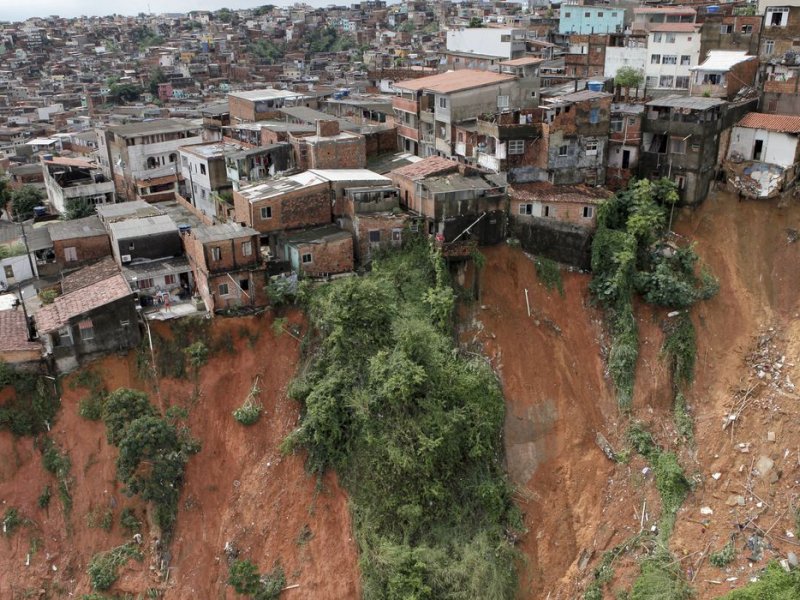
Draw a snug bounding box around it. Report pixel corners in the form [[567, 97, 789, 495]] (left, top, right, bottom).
[[534, 256, 564, 296], [2, 507, 22, 536], [662, 313, 696, 387], [233, 400, 261, 425], [38, 289, 59, 305], [709, 540, 736, 568], [721, 561, 800, 598], [630, 555, 692, 600], [38, 485, 52, 509], [228, 559, 261, 594], [87, 543, 143, 591], [120, 507, 141, 533], [102, 388, 155, 445], [0, 363, 60, 436]]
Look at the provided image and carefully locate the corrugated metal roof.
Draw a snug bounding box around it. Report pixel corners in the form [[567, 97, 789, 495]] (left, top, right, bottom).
[[646, 94, 726, 110], [47, 215, 106, 241], [691, 51, 755, 72], [108, 119, 201, 138], [192, 222, 258, 243]]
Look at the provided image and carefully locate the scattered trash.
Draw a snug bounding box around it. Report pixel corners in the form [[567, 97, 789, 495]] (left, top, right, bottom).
[[700, 507, 714, 515], [712, 472, 721, 480], [767, 431, 776, 442], [788, 552, 798, 567]]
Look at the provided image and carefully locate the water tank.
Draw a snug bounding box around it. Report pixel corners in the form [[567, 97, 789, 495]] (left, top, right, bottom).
[[587, 81, 603, 92], [33, 206, 47, 217], [706, 6, 720, 13]]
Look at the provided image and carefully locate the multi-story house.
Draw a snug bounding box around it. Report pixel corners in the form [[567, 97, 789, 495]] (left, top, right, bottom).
[[559, 4, 625, 35], [604, 32, 648, 85], [42, 157, 116, 216], [688, 51, 758, 100], [98, 119, 204, 201], [607, 103, 644, 191], [444, 27, 527, 70], [644, 24, 703, 96], [631, 6, 697, 32], [392, 69, 528, 158], [179, 141, 252, 220], [760, 1, 800, 114]]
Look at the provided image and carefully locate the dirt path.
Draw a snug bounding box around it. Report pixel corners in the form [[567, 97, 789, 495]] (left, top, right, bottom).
[[0, 313, 360, 598]]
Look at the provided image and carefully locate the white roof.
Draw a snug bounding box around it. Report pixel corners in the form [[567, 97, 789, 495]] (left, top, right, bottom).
[[307, 169, 390, 183], [690, 51, 755, 72], [228, 89, 310, 101]]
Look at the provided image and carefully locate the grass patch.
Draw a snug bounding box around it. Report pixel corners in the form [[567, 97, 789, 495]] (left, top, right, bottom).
[[584, 532, 649, 600], [38, 485, 52, 509], [39, 437, 73, 514], [720, 561, 800, 598], [228, 559, 285, 598], [87, 543, 143, 591], [533, 256, 564, 296], [87, 507, 114, 531], [283, 239, 520, 597], [629, 552, 692, 600], [709, 539, 736, 568], [673, 392, 694, 443], [662, 313, 696, 388], [0, 362, 60, 436], [2, 507, 22, 536]]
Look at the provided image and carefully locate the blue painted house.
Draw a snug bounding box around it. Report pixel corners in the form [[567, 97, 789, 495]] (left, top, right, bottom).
[[559, 5, 625, 35]]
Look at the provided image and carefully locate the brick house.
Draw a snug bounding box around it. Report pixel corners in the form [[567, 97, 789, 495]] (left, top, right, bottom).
[[688, 51, 758, 100], [389, 156, 460, 214], [510, 182, 611, 228], [184, 222, 267, 313], [338, 185, 410, 265], [606, 103, 644, 191], [760, 2, 800, 114], [279, 225, 354, 277], [0, 308, 41, 366], [228, 89, 315, 122], [47, 215, 112, 268], [289, 120, 367, 170]]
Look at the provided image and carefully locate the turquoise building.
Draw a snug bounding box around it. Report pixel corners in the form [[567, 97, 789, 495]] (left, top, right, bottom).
[[559, 5, 625, 35]]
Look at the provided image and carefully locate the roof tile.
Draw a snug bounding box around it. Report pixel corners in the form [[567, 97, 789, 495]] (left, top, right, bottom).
[[735, 112, 800, 134]]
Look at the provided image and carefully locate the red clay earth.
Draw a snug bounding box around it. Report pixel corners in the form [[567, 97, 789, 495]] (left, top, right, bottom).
[[0, 313, 360, 598]]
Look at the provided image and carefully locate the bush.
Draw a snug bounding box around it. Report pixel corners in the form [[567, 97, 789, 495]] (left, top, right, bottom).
[[709, 540, 736, 568], [534, 256, 564, 296], [233, 400, 261, 425], [87, 543, 143, 591], [721, 561, 800, 598], [0, 363, 60, 436], [38, 485, 52, 509], [2, 507, 22, 536], [38, 289, 59, 305], [120, 507, 141, 533], [102, 388, 155, 445], [630, 555, 692, 600], [662, 313, 696, 387], [228, 559, 261, 594]]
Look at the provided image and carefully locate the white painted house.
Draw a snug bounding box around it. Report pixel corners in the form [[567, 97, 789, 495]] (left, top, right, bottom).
[[727, 113, 800, 168], [446, 27, 527, 61], [644, 24, 702, 95]]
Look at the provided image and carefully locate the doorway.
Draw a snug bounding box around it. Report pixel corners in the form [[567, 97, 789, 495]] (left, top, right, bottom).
[[753, 139, 763, 161]]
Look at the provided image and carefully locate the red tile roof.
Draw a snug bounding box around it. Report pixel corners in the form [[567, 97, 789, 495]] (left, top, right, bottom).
[[394, 69, 516, 94], [0, 309, 41, 353], [390, 156, 460, 180], [735, 112, 800, 134], [61, 257, 121, 294], [35, 273, 132, 333]]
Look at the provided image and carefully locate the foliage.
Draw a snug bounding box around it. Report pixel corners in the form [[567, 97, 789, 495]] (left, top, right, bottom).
[[120, 507, 141, 533], [11, 185, 44, 220], [145, 317, 211, 379], [38, 485, 52, 509], [303, 26, 355, 53], [468, 17, 484, 27], [615, 66, 644, 91], [2, 507, 22, 536], [108, 83, 143, 104], [185, 341, 209, 371], [147, 67, 167, 96], [0, 362, 59, 436], [233, 399, 262, 425], [228, 559, 261, 594], [584, 532, 648, 600], [65, 198, 96, 220], [673, 392, 693, 442], [38, 288, 59, 305], [87, 507, 114, 531], [102, 388, 154, 445], [629, 554, 692, 600], [77, 369, 108, 421], [284, 239, 519, 598], [661, 314, 696, 387], [534, 256, 564, 296], [721, 561, 800, 598], [87, 543, 143, 591], [40, 437, 73, 513], [709, 540, 736, 568], [248, 39, 284, 64]]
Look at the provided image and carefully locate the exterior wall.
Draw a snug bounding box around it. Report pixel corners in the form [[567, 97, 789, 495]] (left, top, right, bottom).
[[291, 237, 354, 276], [112, 231, 183, 263], [53, 235, 112, 267], [233, 183, 332, 234], [512, 198, 597, 227], [700, 15, 762, 58], [446, 28, 526, 60], [203, 270, 268, 312], [604, 46, 648, 80], [0, 254, 37, 287], [291, 135, 367, 170], [645, 31, 702, 94], [364, 127, 399, 157], [760, 6, 800, 63], [559, 6, 625, 35], [348, 213, 408, 264], [727, 126, 799, 168], [510, 214, 593, 269], [43, 169, 115, 215]]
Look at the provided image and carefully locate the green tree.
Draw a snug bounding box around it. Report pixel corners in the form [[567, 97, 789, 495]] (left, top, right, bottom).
[[102, 388, 155, 446], [468, 17, 484, 28], [228, 559, 260, 594], [108, 83, 143, 104], [615, 66, 644, 102], [10, 186, 44, 220], [64, 198, 95, 220], [147, 67, 167, 96]]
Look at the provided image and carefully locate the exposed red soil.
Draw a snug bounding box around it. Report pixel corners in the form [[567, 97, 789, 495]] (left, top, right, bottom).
[[0, 312, 360, 599]]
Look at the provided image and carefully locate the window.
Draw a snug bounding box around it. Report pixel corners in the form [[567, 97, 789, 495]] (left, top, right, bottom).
[[610, 119, 623, 133], [497, 95, 509, 108], [500, 34, 511, 42], [64, 246, 78, 262], [720, 24, 733, 34], [765, 39, 775, 55], [666, 34, 676, 43], [59, 327, 72, 346], [670, 137, 687, 154], [508, 139, 524, 155], [242, 241, 252, 256], [128, 242, 135, 251], [438, 97, 447, 109], [646, 76, 658, 88], [211, 247, 222, 261], [653, 33, 663, 43], [519, 203, 533, 215], [662, 55, 677, 65], [651, 54, 661, 64], [558, 145, 568, 156], [584, 12, 590, 18], [628, 117, 637, 125], [680, 55, 691, 66], [659, 75, 674, 88], [598, 12, 603, 17], [742, 25, 753, 34], [301, 253, 312, 264], [200, 163, 207, 175], [391, 229, 402, 243], [240, 278, 249, 292], [543, 205, 552, 217], [583, 206, 594, 219], [260, 206, 272, 219], [138, 278, 154, 290], [164, 274, 176, 285], [585, 140, 598, 155], [767, 7, 789, 28], [218, 282, 229, 296], [612, 12, 617, 17], [79, 319, 94, 341], [589, 108, 599, 124], [564, 12, 571, 18], [369, 230, 381, 243], [675, 76, 690, 89], [673, 175, 686, 190]]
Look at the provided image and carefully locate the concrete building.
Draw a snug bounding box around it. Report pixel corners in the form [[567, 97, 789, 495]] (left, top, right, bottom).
[[42, 157, 115, 216], [760, 2, 800, 114], [445, 27, 527, 68], [179, 141, 250, 219], [47, 216, 111, 268], [644, 24, 703, 96], [559, 4, 625, 35], [289, 120, 367, 171], [228, 89, 315, 122], [98, 119, 204, 201], [607, 103, 645, 191], [689, 51, 758, 100], [279, 225, 354, 277], [631, 6, 696, 33], [604, 33, 648, 83]]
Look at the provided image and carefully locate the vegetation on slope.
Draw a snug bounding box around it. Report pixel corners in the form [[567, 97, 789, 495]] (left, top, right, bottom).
[[284, 239, 520, 598]]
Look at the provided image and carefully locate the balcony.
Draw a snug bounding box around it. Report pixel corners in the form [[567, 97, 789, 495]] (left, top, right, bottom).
[[435, 137, 452, 155], [392, 96, 419, 113], [419, 110, 434, 125], [397, 124, 420, 142], [477, 152, 502, 172]]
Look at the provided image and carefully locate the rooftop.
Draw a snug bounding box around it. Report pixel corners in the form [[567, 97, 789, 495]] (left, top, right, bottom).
[[500, 56, 546, 67], [394, 69, 516, 94], [634, 7, 697, 14], [97, 200, 163, 222], [648, 23, 701, 33], [553, 89, 612, 104], [108, 119, 201, 138], [0, 308, 40, 353], [35, 272, 132, 333], [422, 173, 497, 194], [192, 222, 258, 244], [510, 182, 613, 205], [229, 88, 310, 102], [179, 140, 249, 159], [285, 225, 351, 244], [690, 51, 756, 72], [390, 156, 459, 180], [237, 171, 330, 202], [735, 112, 800, 134], [61, 256, 120, 294], [47, 215, 107, 241], [108, 215, 178, 240], [646, 95, 727, 110]]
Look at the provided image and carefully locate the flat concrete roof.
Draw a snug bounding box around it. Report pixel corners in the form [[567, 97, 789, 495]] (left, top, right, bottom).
[[108, 119, 201, 138]]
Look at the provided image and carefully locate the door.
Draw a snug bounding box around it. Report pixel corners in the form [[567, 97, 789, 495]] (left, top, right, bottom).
[[622, 150, 631, 169], [753, 139, 763, 161]]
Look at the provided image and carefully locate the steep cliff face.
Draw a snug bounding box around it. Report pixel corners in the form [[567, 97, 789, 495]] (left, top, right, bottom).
[[469, 190, 800, 598]]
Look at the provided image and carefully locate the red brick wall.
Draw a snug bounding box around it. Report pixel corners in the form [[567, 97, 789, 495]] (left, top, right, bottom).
[[54, 235, 112, 267], [364, 127, 399, 157], [297, 236, 353, 276], [512, 198, 597, 227], [234, 182, 332, 233], [352, 213, 408, 264], [309, 136, 366, 169]]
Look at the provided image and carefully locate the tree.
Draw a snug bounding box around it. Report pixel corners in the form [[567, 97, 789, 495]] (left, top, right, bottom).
[[147, 67, 167, 96], [468, 17, 484, 28], [615, 67, 644, 102], [108, 83, 143, 104], [102, 388, 155, 446], [10, 186, 44, 220], [64, 198, 95, 220]]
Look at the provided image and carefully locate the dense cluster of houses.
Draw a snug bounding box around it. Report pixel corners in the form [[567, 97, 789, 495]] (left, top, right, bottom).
[[3, 0, 800, 373]]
